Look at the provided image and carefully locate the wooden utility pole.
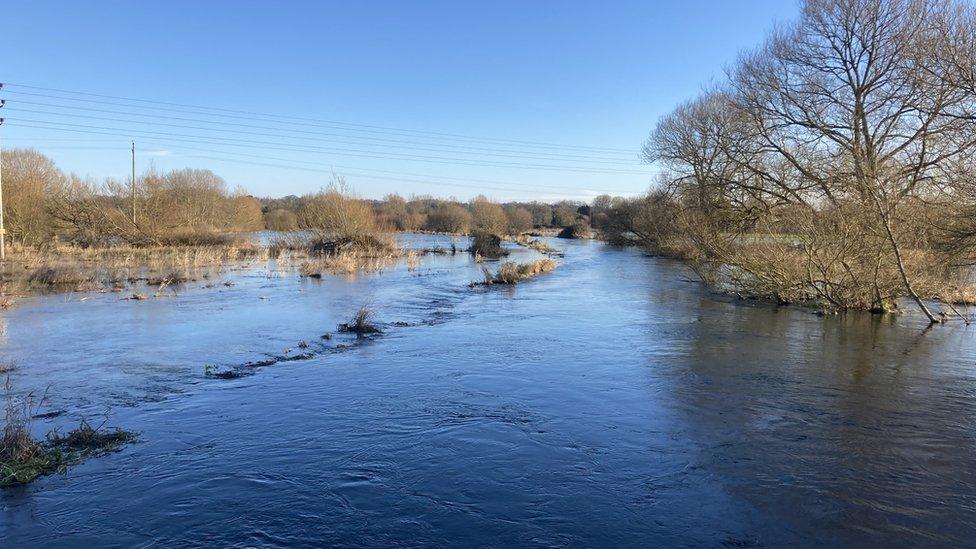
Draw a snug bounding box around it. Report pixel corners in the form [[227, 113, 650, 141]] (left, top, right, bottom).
[[0, 118, 4, 261], [0, 118, 5, 262], [131, 141, 136, 225], [0, 87, 6, 261]]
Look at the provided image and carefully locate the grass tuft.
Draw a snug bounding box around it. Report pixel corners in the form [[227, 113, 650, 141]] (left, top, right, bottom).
[[478, 259, 558, 285], [337, 305, 382, 335], [1, 376, 135, 487]]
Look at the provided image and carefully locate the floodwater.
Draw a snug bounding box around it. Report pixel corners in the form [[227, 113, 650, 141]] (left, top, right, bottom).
[[1, 234, 975, 547]]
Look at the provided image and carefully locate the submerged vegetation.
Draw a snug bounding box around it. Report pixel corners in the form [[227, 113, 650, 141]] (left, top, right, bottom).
[[337, 306, 382, 335], [1, 377, 134, 487], [478, 259, 558, 285]]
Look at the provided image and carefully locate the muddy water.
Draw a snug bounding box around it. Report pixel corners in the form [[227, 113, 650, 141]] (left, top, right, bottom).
[[1, 235, 975, 546]]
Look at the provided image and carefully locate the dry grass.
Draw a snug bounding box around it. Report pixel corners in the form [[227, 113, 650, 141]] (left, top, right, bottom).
[[2, 240, 265, 297], [337, 305, 382, 335], [297, 250, 399, 278], [405, 250, 421, 271], [936, 286, 976, 306], [514, 235, 564, 257], [480, 259, 558, 285]]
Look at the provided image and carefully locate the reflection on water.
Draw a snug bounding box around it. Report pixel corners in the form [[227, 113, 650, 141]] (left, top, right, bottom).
[[1, 235, 975, 546]]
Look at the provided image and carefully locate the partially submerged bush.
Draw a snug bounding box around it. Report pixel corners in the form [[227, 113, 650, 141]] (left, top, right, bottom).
[[297, 178, 385, 250], [557, 219, 591, 239], [469, 232, 506, 258]]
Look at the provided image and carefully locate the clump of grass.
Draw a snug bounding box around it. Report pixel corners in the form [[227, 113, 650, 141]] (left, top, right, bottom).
[[939, 285, 976, 306], [479, 259, 558, 285], [298, 250, 397, 278], [298, 261, 324, 278], [405, 250, 421, 271], [1, 377, 135, 487], [145, 270, 190, 287], [27, 266, 94, 289], [0, 363, 15, 374], [1, 379, 53, 486], [337, 305, 382, 335], [515, 235, 564, 257], [46, 419, 135, 456]]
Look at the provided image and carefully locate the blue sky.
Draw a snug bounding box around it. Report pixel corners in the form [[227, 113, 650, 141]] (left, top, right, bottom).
[[1, 1, 800, 201]]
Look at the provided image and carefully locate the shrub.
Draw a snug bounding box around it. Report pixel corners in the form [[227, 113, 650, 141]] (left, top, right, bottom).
[[557, 219, 591, 239], [264, 208, 299, 231], [425, 203, 472, 233], [297, 179, 381, 248], [470, 196, 508, 236], [470, 232, 506, 258]]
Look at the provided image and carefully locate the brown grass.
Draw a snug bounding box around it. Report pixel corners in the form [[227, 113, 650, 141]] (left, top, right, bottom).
[[480, 259, 558, 285], [514, 235, 563, 257]]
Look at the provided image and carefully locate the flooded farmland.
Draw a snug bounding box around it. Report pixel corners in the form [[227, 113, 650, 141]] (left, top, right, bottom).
[[2, 235, 975, 546]]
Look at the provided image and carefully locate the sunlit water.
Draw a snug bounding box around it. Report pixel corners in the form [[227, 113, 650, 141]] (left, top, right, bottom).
[[2, 235, 975, 546]]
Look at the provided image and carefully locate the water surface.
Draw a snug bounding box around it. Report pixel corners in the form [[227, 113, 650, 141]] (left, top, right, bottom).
[[2, 235, 975, 546]]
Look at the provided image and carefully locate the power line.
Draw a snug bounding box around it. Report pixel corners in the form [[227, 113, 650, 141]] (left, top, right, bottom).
[[4, 118, 651, 175], [172, 154, 601, 199], [135, 140, 624, 195], [2, 83, 636, 154], [4, 105, 640, 166], [6, 99, 638, 161], [11, 137, 633, 194]]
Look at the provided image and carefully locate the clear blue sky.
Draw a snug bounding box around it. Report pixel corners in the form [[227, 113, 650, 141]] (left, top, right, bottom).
[[1, 0, 799, 201]]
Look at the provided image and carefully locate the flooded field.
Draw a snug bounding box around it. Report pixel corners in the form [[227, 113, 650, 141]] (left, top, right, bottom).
[[2, 235, 975, 546]]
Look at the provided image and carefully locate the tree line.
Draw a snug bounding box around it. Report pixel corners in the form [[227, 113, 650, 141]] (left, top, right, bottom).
[[0, 149, 593, 248], [599, 0, 976, 321]]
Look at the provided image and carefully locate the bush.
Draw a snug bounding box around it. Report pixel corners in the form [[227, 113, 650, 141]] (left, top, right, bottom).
[[505, 206, 534, 235], [557, 219, 591, 239], [264, 208, 299, 231], [470, 232, 506, 258], [425, 203, 472, 233], [296, 179, 385, 249], [470, 196, 508, 236]]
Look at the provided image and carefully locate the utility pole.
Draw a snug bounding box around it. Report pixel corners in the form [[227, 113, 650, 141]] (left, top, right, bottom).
[[0, 83, 6, 262], [131, 141, 136, 225]]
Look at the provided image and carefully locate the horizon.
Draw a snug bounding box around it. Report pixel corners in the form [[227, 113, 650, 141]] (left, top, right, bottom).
[[1, 0, 800, 202]]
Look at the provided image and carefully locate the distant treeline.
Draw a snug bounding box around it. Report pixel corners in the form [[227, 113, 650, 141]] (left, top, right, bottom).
[[1, 149, 264, 247], [0, 149, 601, 248], [259, 192, 590, 235]]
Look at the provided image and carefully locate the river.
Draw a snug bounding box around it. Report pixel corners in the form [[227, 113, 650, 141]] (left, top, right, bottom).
[[1, 235, 975, 546]]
